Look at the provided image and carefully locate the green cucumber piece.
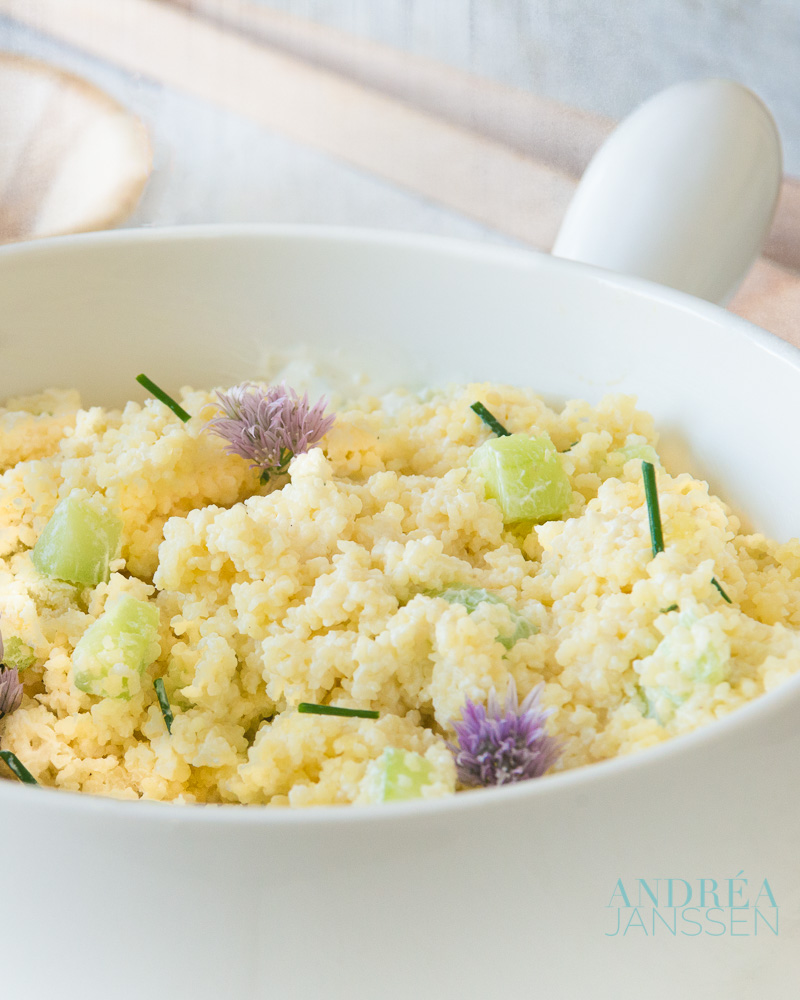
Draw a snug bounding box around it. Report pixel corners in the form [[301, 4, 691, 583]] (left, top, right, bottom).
[[469, 432, 572, 523], [640, 611, 729, 723], [2, 637, 35, 672], [618, 441, 660, 466], [32, 494, 122, 586], [374, 748, 434, 802], [72, 595, 160, 699], [430, 585, 536, 649]]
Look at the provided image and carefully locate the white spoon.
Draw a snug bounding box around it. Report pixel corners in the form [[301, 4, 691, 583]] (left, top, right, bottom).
[[552, 78, 782, 305]]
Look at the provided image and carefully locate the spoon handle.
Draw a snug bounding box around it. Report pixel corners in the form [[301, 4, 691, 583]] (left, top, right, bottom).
[[552, 79, 783, 305]]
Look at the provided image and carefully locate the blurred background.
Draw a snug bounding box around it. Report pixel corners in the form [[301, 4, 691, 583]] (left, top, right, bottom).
[[0, 0, 798, 334]]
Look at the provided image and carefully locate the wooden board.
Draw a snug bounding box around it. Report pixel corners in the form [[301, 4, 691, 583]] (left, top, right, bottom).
[[2, 0, 799, 343]]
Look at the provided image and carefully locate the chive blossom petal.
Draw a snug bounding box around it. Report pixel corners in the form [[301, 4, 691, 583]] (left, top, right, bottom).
[[470, 401, 510, 437], [206, 382, 335, 482], [0, 749, 37, 784], [297, 702, 379, 719], [136, 374, 191, 423], [153, 678, 174, 733], [0, 620, 23, 719], [0, 668, 22, 719], [447, 679, 561, 787], [642, 460, 664, 556]]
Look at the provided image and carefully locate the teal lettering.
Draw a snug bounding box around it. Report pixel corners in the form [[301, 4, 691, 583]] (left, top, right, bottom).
[[754, 908, 779, 936], [604, 907, 622, 937], [680, 907, 703, 936], [668, 878, 692, 907], [637, 879, 660, 906], [730, 911, 750, 936], [699, 879, 720, 907], [755, 879, 777, 907], [651, 907, 677, 935], [608, 879, 631, 907], [727, 872, 749, 909], [624, 908, 648, 935]]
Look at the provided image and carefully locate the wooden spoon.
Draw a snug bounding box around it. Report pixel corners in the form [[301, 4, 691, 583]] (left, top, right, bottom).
[[0, 53, 151, 243]]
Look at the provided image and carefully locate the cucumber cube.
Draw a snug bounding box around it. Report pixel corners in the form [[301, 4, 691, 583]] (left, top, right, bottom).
[[3, 637, 35, 672], [618, 442, 660, 466], [468, 432, 572, 523], [642, 684, 685, 725], [32, 494, 122, 586], [679, 640, 728, 686], [375, 748, 434, 802], [431, 585, 536, 649], [72, 595, 160, 699], [639, 611, 730, 723]]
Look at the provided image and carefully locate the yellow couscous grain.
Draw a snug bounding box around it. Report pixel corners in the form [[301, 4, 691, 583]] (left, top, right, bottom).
[[1, 381, 798, 805]]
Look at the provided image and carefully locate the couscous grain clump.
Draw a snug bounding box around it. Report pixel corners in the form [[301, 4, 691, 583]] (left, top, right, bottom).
[[1, 380, 799, 805]]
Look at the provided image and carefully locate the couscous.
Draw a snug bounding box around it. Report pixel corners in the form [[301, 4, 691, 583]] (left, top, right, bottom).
[[1, 377, 798, 806]]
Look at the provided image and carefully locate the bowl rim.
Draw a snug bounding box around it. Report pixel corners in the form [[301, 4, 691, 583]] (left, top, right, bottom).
[[2, 222, 799, 826], [2, 219, 797, 368]]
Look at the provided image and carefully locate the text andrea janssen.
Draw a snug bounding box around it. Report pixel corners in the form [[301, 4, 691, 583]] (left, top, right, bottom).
[[604, 874, 779, 937]]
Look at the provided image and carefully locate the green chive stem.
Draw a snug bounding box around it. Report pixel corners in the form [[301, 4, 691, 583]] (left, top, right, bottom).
[[712, 578, 732, 604], [642, 461, 664, 556], [660, 604, 679, 614], [470, 401, 510, 437], [136, 374, 191, 423], [297, 702, 379, 719], [0, 749, 37, 784], [153, 678, 174, 733]]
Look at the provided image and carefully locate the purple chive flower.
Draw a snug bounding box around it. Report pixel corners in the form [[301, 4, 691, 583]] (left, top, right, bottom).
[[447, 679, 562, 787], [0, 669, 23, 720], [206, 382, 336, 483], [0, 624, 23, 720]]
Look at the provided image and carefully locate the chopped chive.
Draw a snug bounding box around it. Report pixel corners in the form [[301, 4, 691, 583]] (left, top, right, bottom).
[[136, 374, 191, 423], [297, 702, 379, 719], [660, 604, 679, 614], [712, 578, 732, 604], [642, 461, 664, 556], [153, 678, 174, 733], [470, 401, 510, 437], [562, 441, 579, 452], [0, 749, 37, 784]]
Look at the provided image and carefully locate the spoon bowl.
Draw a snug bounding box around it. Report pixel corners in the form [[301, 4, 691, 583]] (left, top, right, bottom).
[[553, 78, 783, 304]]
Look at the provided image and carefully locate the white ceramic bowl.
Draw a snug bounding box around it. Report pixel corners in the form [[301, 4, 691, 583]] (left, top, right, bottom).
[[2, 227, 799, 1000]]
